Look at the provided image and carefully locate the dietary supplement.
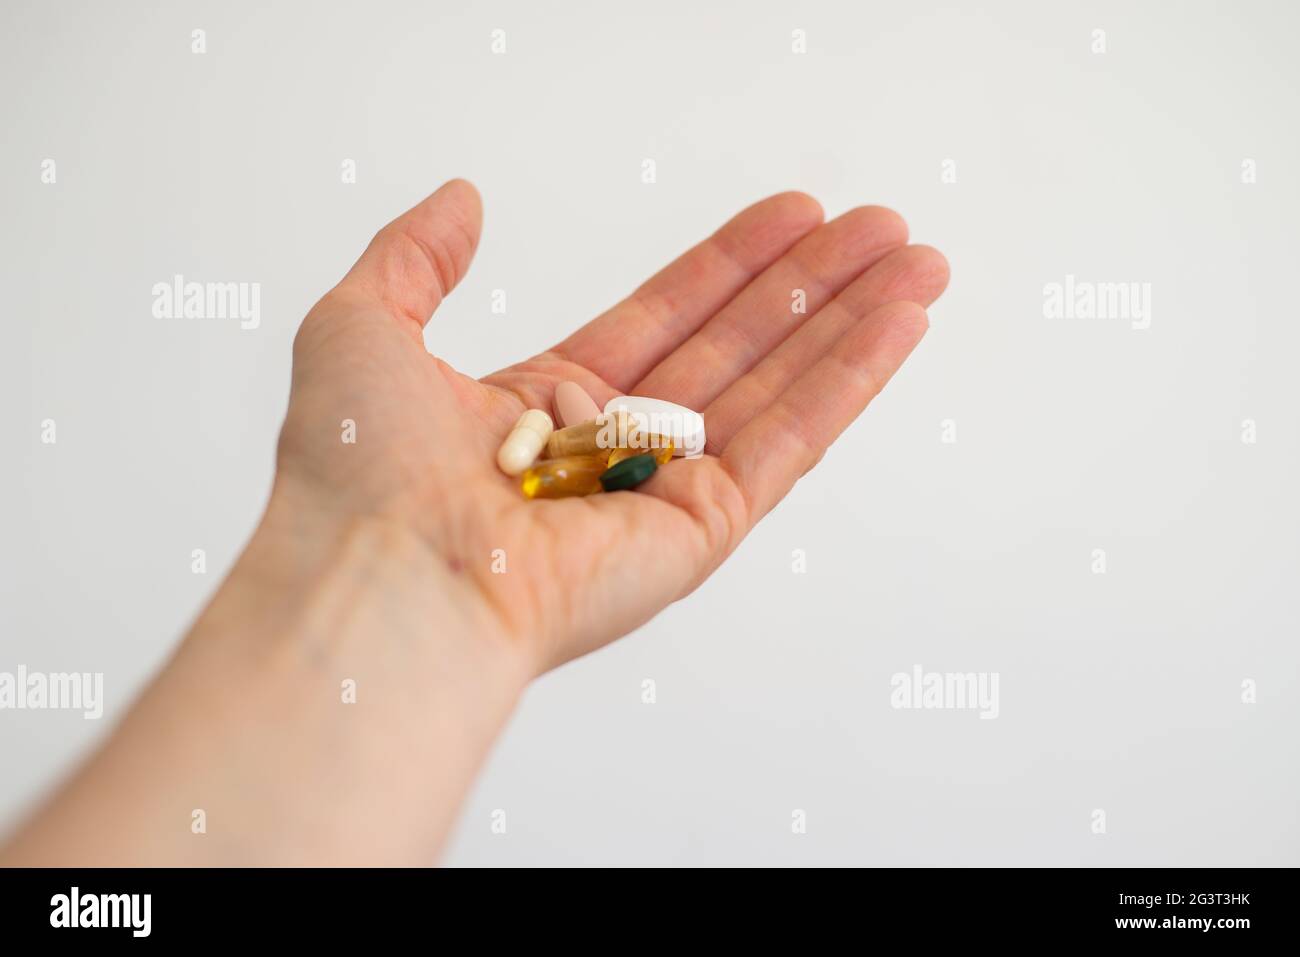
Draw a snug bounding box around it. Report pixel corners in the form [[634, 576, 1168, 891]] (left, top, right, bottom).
[[554, 380, 601, 428], [496, 386, 704, 500], [607, 436, 674, 467], [545, 411, 635, 459], [599, 453, 659, 492], [603, 396, 706, 457], [496, 409, 553, 476], [520, 454, 608, 499]]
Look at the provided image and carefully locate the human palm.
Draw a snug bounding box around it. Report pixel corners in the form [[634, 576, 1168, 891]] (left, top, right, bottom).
[[277, 180, 949, 672]]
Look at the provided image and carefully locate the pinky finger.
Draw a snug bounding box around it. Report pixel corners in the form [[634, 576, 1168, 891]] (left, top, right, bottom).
[[720, 300, 930, 523]]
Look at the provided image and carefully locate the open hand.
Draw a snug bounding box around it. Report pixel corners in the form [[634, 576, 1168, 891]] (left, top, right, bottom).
[[279, 180, 950, 674]]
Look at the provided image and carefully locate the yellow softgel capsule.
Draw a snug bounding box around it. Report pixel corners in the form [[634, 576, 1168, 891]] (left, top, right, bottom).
[[608, 436, 674, 467], [520, 455, 609, 499]]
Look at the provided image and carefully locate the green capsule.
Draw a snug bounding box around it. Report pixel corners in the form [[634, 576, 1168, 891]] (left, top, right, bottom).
[[599, 452, 658, 492]]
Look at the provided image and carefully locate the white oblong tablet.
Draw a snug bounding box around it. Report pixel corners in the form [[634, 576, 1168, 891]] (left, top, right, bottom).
[[603, 395, 706, 458]]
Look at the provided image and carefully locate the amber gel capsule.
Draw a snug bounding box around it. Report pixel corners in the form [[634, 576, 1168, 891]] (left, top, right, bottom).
[[520, 455, 608, 499], [608, 436, 674, 467]]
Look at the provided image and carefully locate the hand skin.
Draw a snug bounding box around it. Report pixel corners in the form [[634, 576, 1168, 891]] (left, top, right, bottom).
[[0, 181, 948, 865]]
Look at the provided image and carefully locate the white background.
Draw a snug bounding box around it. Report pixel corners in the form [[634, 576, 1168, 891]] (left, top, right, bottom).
[[2, 0, 1297, 865]]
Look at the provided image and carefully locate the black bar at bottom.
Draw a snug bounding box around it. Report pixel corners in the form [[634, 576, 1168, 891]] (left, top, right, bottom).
[[0, 866, 1286, 943]]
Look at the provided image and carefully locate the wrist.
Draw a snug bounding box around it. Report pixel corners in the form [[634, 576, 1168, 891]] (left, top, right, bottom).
[[5, 481, 532, 865], [199, 478, 532, 680], [180, 483, 534, 861]]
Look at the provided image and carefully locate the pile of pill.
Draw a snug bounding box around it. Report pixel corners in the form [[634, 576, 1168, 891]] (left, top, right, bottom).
[[496, 381, 706, 499]]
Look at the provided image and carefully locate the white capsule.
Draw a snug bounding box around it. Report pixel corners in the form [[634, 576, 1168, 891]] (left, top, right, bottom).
[[497, 409, 553, 476], [602, 395, 706, 457]]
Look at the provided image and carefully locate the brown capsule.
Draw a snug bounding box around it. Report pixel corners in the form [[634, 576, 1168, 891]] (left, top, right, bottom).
[[545, 411, 635, 459]]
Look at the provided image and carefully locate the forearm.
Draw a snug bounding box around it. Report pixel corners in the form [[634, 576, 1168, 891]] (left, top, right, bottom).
[[1, 486, 529, 866]]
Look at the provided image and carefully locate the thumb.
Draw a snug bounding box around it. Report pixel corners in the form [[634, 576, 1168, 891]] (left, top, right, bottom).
[[339, 178, 483, 332]]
